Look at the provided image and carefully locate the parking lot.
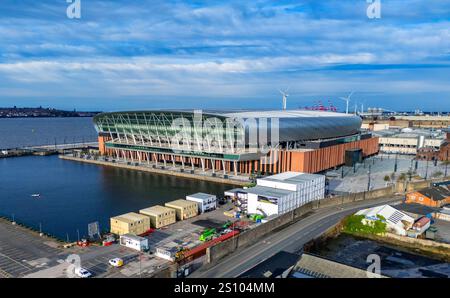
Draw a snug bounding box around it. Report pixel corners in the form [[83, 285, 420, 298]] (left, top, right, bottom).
[[76, 244, 141, 277], [0, 219, 65, 278]]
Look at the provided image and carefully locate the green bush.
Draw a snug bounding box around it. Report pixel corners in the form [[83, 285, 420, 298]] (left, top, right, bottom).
[[343, 214, 387, 235], [432, 171, 443, 178], [397, 173, 407, 182], [244, 182, 256, 188]]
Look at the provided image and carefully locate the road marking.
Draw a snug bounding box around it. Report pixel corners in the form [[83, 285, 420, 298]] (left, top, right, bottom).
[[194, 196, 401, 277], [0, 252, 32, 271], [0, 267, 13, 278]]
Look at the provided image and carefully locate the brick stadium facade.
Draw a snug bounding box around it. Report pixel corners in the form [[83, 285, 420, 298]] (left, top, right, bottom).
[[95, 110, 379, 176]]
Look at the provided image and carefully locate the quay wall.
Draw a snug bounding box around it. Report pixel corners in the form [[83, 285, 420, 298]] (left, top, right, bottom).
[[59, 155, 247, 186], [344, 232, 450, 262]]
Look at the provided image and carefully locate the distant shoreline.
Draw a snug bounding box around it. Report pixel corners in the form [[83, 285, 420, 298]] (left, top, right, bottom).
[[0, 107, 101, 118], [0, 115, 98, 119]]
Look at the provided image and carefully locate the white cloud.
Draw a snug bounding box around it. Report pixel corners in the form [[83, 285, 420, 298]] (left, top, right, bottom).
[[0, 0, 449, 109]]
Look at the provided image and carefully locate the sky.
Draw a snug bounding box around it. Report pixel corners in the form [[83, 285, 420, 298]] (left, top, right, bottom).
[[0, 0, 449, 112]]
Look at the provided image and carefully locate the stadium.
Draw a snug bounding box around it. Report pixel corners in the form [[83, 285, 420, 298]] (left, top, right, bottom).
[[94, 110, 379, 177]]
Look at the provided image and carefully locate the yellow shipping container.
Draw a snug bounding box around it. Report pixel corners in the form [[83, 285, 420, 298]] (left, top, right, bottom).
[[139, 205, 176, 228], [110, 212, 150, 236], [165, 199, 198, 220]]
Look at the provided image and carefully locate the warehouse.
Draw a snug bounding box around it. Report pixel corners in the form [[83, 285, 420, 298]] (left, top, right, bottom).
[[186, 193, 217, 213], [165, 199, 198, 220], [406, 186, 450, 208], [246, 186, 295, 216], [110, 212, 150, 236], [375, 128, 444, 155], [257, 172, 326, 202], [226, 172, 325, 217], [139, 205, 176, 229]]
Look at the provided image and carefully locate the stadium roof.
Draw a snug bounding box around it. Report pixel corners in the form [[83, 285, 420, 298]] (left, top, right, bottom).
[[94, 109, 362, 142]]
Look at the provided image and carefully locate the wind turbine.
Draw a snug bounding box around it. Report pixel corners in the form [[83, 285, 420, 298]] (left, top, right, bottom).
[[339, 92, 353, 114], [279, 88, 290, 110]]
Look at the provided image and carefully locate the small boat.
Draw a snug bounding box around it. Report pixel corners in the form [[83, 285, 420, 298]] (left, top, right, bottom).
[[31, 194, 41, 198]]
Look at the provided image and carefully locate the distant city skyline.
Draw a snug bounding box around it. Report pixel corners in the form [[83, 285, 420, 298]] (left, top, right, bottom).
[[0, 0, 449, 111]]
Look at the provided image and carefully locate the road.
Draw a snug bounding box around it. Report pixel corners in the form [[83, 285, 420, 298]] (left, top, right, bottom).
[[190, 196, 403, 278]]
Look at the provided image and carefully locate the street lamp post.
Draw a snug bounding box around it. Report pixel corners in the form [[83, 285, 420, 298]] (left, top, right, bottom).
[[425, 159, 429, 180], [408, 167, 412, 182], [139, 252, 142, 278], [367, 165, 371, 192], [445, 151, 449, 177], [394, 153, 398, 173]]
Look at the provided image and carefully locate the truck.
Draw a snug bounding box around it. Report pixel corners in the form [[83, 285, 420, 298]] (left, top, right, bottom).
[[199, 228, 216, 241]]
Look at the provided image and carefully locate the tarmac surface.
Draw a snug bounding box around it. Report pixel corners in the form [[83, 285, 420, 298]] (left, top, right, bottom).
[[0, 219, 65, 278], [190, 195, 403, 278]]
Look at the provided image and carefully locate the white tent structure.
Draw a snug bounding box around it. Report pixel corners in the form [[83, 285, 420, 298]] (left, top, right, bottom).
[[355, 205, 414, 236]]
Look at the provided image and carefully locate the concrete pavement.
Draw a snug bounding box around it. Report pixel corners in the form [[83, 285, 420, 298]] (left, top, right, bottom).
[[327, 155, 449, 194], [190, 196, 403, 278]]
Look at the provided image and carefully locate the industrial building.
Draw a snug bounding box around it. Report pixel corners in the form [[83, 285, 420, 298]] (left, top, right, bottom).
[[186, 193, 217, 213], [362, 115, 450, 129], [361, 122, 390, 131], [406, 186, 450, 208], [139, 205, 176, 228], [93, 110, 379, 176], [291, 253, 387, 278], [225, 172, 325, 217], [374, 128, 445, 155], [355, 204, 414, 236], [416, 127, 450, 161], [165, 199, 198, 220], [110, 212, 151, 236]]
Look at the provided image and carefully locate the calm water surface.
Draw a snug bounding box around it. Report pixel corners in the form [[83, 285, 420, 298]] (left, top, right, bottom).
[[0, 118, 236, 240], [0, 117, 97, 149]]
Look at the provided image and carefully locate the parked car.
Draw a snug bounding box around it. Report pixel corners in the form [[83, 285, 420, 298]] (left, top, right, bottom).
[[74, 267, 92, 278], [108, 258, 124, 268]]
